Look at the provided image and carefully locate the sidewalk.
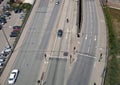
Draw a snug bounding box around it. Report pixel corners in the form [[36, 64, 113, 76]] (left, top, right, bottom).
[[0, 0, 40, 84], [89, 0, 107, 85]]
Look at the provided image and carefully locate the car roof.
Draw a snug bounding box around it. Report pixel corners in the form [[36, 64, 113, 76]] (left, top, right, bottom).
[[0, 63, 3, 65], [58, 29, 63, 32], [9, 73, 15, 79], [0, 59, 4, 61]]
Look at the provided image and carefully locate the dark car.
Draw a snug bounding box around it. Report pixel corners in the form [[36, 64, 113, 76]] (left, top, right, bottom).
[[0, 0, 3, 4], [13, 26, 21, 29], [57, 29, 63, 37], [10, 32, 18, 37], [0, 18, 7, 25], [12, 28, 20, 32], [4, 11, 11, 17], [14, 8, 22, 13]]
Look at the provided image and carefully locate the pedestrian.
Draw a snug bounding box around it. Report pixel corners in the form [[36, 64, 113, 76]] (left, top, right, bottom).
[[66, 18, 69, 23], [94, 82, 96, 85]]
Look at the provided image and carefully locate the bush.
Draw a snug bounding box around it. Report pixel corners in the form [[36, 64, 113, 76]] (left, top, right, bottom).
[[20, 3, 32, 12]]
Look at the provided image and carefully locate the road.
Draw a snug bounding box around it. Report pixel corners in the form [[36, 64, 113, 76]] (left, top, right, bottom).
[[67, 0, 99, 85], [43, 0, 78, 85], [45, 58, 67, 85], [3, 0, 104, 85], [4, 0, 62, 85]]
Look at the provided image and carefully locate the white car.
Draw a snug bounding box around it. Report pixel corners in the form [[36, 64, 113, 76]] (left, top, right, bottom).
[[0, 63, 3, 68], [4, 45, 11, 53], [1, 45, 11, 56], [0, 58, 5, 62], [8, 69, 19, 84]]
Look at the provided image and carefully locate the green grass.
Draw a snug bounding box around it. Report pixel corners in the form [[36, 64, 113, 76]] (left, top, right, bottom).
[[104, 7, 120, 85]]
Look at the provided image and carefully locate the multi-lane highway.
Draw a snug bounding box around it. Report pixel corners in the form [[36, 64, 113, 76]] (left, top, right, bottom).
[[3, 0, 105, 85], [4, 0, 62, 85], [44, 0, 77, 85], [67, 0, 99, 85]]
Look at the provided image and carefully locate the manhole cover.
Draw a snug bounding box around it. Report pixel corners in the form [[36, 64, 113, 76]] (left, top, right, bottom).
[[63, 52, 68, 56]]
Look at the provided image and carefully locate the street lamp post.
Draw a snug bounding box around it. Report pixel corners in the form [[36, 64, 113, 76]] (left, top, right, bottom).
[[0, 25, 11, 47]]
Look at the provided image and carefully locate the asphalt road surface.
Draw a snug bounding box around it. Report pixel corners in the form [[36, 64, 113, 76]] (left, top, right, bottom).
[[67, 0, 99, 85], [4, 0, 61, 84], [43, 0, 72, 85], [45, 58, 67, 85]]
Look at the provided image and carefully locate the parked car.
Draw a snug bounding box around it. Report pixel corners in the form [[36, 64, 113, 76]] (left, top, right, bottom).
[[10, 31, 18, 37], [4, 11, 11, 17], [0, 62, 4, 68], [1, 45, 11, 56], [4, 45, 11, 53], [0, 53, 8, 59], [20, 14, 25, 19], [13, 26, 21, 29], [8, 69, 19, 84], [0, 58, 5, 62], [14, 8, 22, 13], [57, 29, 63, 37], [12, 28, 20, 32], [12, 26, 21, 32], [1, 50, 8, 56], [0, 17, 7, 25]]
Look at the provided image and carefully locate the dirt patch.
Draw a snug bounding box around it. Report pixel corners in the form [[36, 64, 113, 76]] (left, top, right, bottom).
[[117, 56, 120, 58], [107, 2, 120, 9]]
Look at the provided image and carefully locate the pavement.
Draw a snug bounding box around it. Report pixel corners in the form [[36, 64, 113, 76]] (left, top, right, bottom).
[[89, 0, 107, 85], [38, 0, 79, 85]]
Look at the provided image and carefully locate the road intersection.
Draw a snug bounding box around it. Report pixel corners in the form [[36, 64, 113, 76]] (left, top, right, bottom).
[[0, 0, 107, 85]]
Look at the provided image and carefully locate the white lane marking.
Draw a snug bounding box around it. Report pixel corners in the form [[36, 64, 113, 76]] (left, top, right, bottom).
[[94, 36, 96, 41], [85, 35, 88, 40], [88, 46, 90, 53], [78, 41, 80, 44], [66, 29, 69, 39], [91, 32, 92, 35], [51, 35, 58, 56], [78, 53, 96, 59], [94, 62, 96, 68]]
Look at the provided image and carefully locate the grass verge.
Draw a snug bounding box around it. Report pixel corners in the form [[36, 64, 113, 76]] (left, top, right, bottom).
[[104, 7, 120, 85]]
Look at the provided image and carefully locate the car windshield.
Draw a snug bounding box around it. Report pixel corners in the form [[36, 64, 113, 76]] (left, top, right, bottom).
[[9, 72, 16, 80]]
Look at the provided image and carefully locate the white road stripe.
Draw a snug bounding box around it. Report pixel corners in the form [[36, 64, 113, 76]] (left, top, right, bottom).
[[78, 53, 96, 59], [85, 35, 88, 40], [94, 36, 96, 41], [66, 29, 69, 39], [88, 46, 90, 53]]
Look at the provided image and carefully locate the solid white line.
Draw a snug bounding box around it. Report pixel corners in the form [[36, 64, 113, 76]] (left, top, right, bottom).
[[78, 53, 96, 59], [94, 62, 96, 68], [51, 35, 57, 56], [88, 46, 90, 53], [85, 35, 88, 40], [66, 29, 69, 39], [94, 36, 96, 41], [91, 32, 92, 35]]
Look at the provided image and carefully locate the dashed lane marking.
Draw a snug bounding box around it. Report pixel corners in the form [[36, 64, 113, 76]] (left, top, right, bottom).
[[85, 35, 88, 40]]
